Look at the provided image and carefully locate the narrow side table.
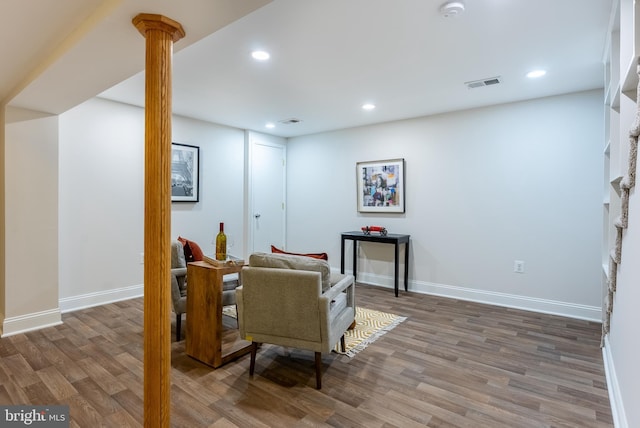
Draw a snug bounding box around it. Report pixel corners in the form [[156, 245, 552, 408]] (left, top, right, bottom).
[[185, 261, 251, 367], [340, 231, 410, 297]]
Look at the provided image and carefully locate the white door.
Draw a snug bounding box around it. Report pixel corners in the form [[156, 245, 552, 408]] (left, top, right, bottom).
[[250, 140, 285, 253]]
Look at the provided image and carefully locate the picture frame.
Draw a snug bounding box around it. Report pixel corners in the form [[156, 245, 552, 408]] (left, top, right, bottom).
[[171, 143, 199, 202], [357, 158, 405, 213]]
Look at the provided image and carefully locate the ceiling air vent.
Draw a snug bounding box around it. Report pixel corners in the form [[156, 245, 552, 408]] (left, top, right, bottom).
[[278, 118, 303, 125], [465, 76, 502, 89]]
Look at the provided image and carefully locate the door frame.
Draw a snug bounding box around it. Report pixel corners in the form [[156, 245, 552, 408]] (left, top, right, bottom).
[[244, 131, 287, 256]]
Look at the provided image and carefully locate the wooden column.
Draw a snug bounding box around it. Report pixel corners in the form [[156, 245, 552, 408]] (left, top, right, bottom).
[[132, 13, 184, 428]]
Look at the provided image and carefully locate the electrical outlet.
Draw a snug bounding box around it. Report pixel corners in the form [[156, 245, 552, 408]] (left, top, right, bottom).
[[514, 260, 525, 273]]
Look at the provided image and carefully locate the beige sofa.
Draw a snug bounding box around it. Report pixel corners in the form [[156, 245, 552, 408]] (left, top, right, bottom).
[[236, 252, 356, 389]]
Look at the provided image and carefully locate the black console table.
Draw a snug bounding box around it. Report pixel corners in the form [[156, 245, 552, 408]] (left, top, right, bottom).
[[340, 231, 410, 297]]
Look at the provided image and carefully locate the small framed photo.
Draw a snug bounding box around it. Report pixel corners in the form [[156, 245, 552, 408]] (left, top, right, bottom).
[[357, 158, 405, 213], [171, 143, 199, 202]]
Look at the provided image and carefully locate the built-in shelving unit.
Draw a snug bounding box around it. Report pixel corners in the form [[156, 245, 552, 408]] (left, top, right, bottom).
[[602, 0, 638, 328], [602, 3, 619, 290]]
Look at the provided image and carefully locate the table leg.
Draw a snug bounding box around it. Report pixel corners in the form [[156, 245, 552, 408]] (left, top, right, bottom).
[[340, 236, 346, 274], [394, 242, 399, 297], [214, 270, 224, 367], [404, 241, 409, 291], [352, 240, 358, 280]]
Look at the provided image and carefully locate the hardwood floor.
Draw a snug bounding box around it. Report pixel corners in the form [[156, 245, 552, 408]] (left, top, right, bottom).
[[0, 284, 613, 427]]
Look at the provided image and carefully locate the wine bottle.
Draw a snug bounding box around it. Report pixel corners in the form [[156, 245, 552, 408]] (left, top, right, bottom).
[[215, 222, 227, 261]]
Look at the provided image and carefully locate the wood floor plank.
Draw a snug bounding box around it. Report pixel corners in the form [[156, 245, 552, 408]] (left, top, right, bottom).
[[75, 357, 127, 396], [71, 377, 122, 417], [170, 383, 224, 426], [35, 365, 78, 401], [22, 330, 65, 370], [1, 354, 41, 388], [357, 394, 433, 427], [384, 388, 471, 426], [51, 337, 89, 362], [103, 409, 142, 428], [65, 393, 106, 427], [0, 284, 613, 427], [24, 380, 57, 404], [0, 373, 31, 405], [111, 389, 143, 424], [209, 397, 273, 428]]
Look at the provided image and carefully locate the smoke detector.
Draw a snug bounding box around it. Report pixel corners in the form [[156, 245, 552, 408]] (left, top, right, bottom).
[[440, 2, 465, 18]]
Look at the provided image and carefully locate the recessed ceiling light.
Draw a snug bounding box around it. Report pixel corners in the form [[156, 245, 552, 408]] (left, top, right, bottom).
[[362, 103, 376, 111], [265, 122, 275, 129], [526, 69, 546, 78], [251, 50, 270, 61]]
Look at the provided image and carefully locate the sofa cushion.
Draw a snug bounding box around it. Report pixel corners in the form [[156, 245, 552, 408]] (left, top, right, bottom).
[[329, 272, 349, 287], [249, 252, 331, 292], [271, 245, 328, 261]]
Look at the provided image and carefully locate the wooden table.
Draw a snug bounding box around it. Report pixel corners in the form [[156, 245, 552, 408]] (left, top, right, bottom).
[[185, 261, 252, 368], [340, 231, 410, 297]]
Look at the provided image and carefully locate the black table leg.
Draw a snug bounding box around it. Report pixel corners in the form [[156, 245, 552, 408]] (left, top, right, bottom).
[[394, 242, 399, 297], [340, 236, 346, 274], [352, 240, 358, 280], [404, 241, 409, 291]]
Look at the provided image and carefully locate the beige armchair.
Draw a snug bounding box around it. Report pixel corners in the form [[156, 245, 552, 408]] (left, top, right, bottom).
[[236, 252, 355, 389], [171, 240, 240, 341], [170, 240, 188, 341]]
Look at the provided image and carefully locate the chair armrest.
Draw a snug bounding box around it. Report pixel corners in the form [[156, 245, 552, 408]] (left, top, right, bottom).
[[171, 267, 187, 277], [319, 273, 355, 353], [171, 267, 187, 305], [170, 273, 186, 313], [321, 274, 354, 301]]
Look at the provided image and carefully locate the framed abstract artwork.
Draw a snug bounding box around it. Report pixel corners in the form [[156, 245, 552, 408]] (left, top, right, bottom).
[[356, 158, 405, 213], [171, 143, 199, 202]]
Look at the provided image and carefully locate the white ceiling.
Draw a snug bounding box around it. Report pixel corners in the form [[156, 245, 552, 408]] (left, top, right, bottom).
[[2, 0, 271, 118], [4, 1, 611, 138]]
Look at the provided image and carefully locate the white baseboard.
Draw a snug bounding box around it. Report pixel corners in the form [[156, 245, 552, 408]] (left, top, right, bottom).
[[1, 308, 62, 337], [2, 284, 144, 337], [602, 335, 628, 428], [351, 271, 602, 321], [59, 283, 144, 313]]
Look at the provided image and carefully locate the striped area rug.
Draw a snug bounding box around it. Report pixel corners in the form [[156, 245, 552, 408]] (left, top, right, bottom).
[[223, 306, 406, 358], [337, 307, 407, 357]]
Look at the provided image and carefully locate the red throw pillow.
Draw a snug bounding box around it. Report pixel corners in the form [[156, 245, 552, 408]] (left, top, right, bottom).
[[178, 236, 204, 262], [271, 245, 328, 261]]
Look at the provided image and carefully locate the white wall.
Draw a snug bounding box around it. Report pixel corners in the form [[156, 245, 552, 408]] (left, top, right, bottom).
[[287, 90, 604, 319], [3, 110, 60, 335], [58, 97, 245, 311], [606, 157, 640, 425], [59, 98, 145, 308], [172, 114, 246, 255]]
